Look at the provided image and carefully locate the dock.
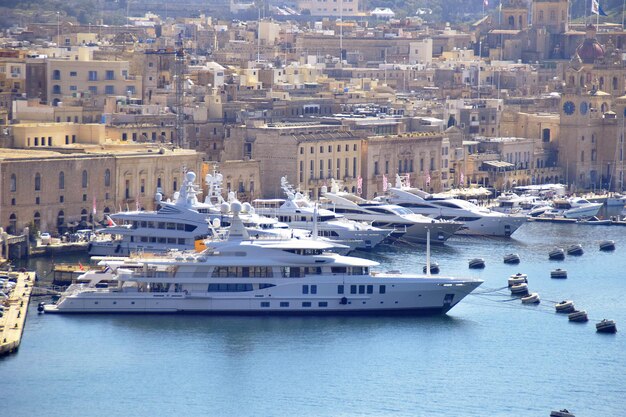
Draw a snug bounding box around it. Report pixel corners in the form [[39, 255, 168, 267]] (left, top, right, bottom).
[[527, 217, 577, 223], [0, 271, 35, 356]]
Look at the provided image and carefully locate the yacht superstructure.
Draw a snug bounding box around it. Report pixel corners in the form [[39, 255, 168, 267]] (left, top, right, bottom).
[[382, 175, 527, 237]]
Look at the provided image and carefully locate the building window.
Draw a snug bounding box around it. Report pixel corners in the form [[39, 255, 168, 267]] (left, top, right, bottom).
[[52, 70, 61, 80], [104, 169, 111, 187], [57, 210, 64, 227], [88, 86, 97, 95], [105, 70, 115, 80], [88, 70, 97, 81], [52, 85, 61, 94], [59, 172, 65, 189], [70, 71, 77, 77], [35, 173, 41, 191], [10, 174, 16, 192], [82, 170, 88, 188]]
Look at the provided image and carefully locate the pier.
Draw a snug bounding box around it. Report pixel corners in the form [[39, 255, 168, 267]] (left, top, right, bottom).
[[0, 271, 35, 356]]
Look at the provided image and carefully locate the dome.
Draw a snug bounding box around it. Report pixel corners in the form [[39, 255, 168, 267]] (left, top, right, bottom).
[[576, 25, 605, 64]]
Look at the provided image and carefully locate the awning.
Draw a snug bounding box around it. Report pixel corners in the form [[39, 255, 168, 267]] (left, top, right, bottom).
[[482, 160, 514, 169]]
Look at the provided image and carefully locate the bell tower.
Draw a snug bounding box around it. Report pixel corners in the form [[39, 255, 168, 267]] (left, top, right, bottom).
[[532, 0, 569, 34], [501, 0, 529, 31]]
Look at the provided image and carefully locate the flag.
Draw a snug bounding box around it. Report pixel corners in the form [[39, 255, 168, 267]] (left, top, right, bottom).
[[78, 262, 84, 271], [357, 176, 363, 195], [92, 195, 97, 216], [425, 170, 431, 187], [382, 174, 388, 192], [591, 0, 608, 16]]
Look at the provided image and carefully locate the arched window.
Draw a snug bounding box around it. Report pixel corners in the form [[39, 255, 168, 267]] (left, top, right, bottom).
[[601, 102, 609, 113], [10, 174, 16, 192], [82, 170, 88, 188], [508, 16, 514, 27], [613, 77, 618, 91], [52, 69, 61, 80], [104, 169, 111, 187], [8, 213, 17, 234], [35, 173, 41, 191], [34, 212, 41, 230], [59, 171, 65, 189]]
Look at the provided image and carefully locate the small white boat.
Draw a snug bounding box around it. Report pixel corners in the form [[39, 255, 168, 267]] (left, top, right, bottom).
[[596, 319, 617, 333], [521, 292, 540, 304], [510, 282, 529, 295], [503, 253, 520, 264], [550, 269, 568, 279], [555, 300, 575, 313], [568, 310, 588, 322], [508, 273, 528, 287], [576, 216, 611, 225], [566, 244, 584, 256], [599, 240, 616, 251], [468, 258, 485, 269], [423, 262, 440, 274], [550, 409, 576, 417], [548, 247, 565, 260]]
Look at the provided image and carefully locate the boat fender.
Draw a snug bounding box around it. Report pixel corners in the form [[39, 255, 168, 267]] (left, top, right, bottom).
[[340, 297, 348, 305], [37, 302, 44, 313]]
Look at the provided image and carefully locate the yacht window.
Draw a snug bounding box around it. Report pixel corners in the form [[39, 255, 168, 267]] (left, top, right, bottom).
[[311, 285, 317, 294], [261, 302, 270, 307], [140, 237, 148, 242], [280, 302, 289, 307], [367, 285, 373, 294], [337, 285, 344, 294], [350, 285, 357, 294], [332, 266, 347, 274], [140, 221, 147, 228], [208, 283, 254, 292], [379, 285, 386, 294], [302, 285, 309, 294], [259, 283, 275, 289], [158, 222, 166, 229], [178, 238, 185, 245], [359, 285, 365, 294], [318, 301, 328, 307], [167, 222, 176, 230], [158, 237, 166, 243], [177, 223, 185, 230], [352, 267, 364, 275], [150, 237, 157, 243], [302, 302, 312, 307], [167, 238, 176, 244], [305, 267, 322, 275]]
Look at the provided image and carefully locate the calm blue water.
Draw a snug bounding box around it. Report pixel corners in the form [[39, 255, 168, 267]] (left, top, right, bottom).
[[2, 221, 626, 416]]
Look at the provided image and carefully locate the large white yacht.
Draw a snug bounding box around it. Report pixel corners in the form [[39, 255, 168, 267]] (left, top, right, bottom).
[[320, 180, 463, 244], [89, 171, 311, 256], [381, 175, 527, 237], [43, 202, 483, 314], [253, 177, 392, 250], [537, 197, 603, 219]]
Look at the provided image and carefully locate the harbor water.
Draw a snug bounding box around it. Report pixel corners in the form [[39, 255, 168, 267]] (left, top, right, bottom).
[[2, 221, 626, 416]]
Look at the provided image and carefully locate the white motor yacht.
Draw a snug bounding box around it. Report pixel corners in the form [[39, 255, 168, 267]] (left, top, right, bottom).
[[320, 181, 463, 244], [43, 202, 483, 315], [381, 175, 527, 237], [539, 197, 602, 219]]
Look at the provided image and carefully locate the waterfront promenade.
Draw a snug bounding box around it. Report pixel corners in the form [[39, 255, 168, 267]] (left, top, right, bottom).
[[0, 271, 35, 356]]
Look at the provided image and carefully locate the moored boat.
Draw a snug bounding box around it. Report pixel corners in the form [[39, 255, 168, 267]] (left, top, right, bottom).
[[521, 292, 540, 304], [566, 244, 584, 256], [508, 273, 528, 287], [503, 253, 520, 264], [550, 269, 567, 279], [549, 247, 565, 260], [596, 319, 617, 333], [568, 310, 588, 322], [599, 240, 616, 251], [555, 300, 575, 313], [468, 258, 485, 269]]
